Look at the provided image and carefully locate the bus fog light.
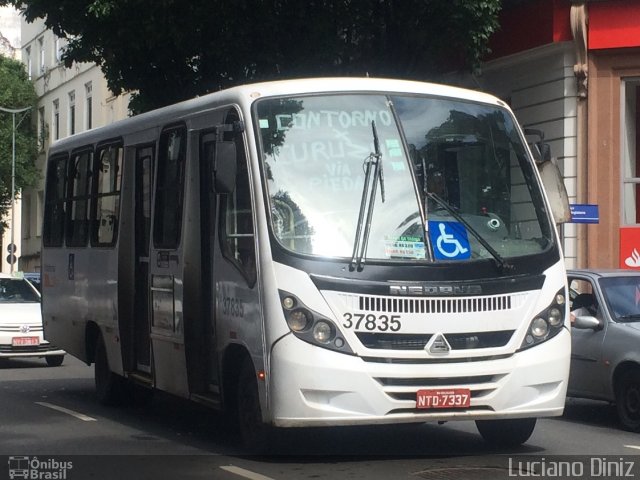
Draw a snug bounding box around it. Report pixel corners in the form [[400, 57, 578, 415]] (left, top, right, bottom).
[[287, 309, 311, 332], [531, 317, 548, 338], [334, 337, 345, 348], [282, 296, 295, 310], [313, 321, 334, 344], [555, 293, 566, 305], [547, 307, 563, 327]]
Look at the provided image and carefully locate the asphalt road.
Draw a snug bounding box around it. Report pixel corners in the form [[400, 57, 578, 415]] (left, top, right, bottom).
[[1, 356, 639, 480]]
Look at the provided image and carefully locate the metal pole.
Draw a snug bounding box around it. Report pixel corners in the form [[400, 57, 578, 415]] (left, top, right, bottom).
[[0, 106, 32, 274], [10, 112, 15, 274]]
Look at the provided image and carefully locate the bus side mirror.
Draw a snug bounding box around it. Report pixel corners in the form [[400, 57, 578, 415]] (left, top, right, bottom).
[[524, 129, 551, 165], [524, 128, 571, 224], [213, 141, 237, 194]]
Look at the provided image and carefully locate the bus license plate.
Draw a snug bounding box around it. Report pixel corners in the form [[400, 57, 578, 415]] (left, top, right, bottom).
[[12, 337, 39, 346], [416, 388, 470, 409]]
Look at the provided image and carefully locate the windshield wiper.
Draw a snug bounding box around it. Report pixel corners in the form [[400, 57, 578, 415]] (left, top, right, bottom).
[[426, 192, 513, 273], [350, 120, 385, 271], [618, 314, 640, 322]]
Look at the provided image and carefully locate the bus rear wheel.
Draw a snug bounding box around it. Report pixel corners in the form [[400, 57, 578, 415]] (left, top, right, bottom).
[[475, 418, 536, 447], [237, 357, 271, 453], [94, 334, 126, 405]]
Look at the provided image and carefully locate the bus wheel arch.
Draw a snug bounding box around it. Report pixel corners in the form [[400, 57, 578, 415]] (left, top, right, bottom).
[[93, 329, 127, 405], [221, 345, 271, 451]]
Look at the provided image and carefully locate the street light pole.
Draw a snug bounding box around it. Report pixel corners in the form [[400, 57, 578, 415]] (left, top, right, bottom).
[[0, 106, 32, 274]]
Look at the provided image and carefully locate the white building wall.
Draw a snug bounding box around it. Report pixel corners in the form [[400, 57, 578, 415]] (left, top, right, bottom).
[[450, 42, 579, 268], [18, 17, 131, 272]]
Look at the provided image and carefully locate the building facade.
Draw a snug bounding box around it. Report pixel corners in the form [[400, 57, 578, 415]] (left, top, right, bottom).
[[18, 18, 130, 273], [455, 0, 640, 270]]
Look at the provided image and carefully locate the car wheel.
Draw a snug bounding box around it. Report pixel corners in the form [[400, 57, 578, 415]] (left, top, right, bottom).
[[94, 334, 126, 405], [45, 355, 64, 367], [615, 369, 640, 431], [237, 357, 271, 453], [475, 418, 537, 447]]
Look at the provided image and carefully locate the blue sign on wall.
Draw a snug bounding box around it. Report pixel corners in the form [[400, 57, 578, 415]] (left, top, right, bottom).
[[569, 204, 599, 224]]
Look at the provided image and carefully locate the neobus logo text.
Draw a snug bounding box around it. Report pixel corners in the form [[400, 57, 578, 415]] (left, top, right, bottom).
[[389, 285, 482, 296]]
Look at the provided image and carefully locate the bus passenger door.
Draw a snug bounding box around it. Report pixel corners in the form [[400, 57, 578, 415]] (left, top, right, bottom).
[[133, 146, 153, 372], [200, 132, 220, 391]]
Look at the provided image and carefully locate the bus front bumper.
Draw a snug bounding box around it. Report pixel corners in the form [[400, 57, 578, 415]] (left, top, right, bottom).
[[268, 328, 570, 427]]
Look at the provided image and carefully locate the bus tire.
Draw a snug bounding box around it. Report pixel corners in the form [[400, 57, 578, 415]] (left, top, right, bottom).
[[475, 418, 536, 447], [94, 334, 126, 405], [45, 355, 64, 367], [237, 357, 271, 453], [615, 369, 640, 432]]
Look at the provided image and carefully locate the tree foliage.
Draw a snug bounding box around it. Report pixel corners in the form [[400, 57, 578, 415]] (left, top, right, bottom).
[[3, 0, 501, 113], [0, 55, 38, 233]]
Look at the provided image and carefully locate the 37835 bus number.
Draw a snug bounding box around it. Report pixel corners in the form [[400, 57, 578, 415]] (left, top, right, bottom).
[[342, 313, 402, 332]]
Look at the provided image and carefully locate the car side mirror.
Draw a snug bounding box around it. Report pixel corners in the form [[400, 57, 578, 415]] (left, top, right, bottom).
[[573, 315, 601, 330]]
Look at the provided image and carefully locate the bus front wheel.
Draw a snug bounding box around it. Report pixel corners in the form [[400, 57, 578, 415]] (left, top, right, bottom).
[[475, 418, 536, 447]]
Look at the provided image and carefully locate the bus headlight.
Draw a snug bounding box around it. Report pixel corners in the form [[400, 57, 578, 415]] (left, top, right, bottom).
[[531, 317, 548, 338], [313, 321, 334, 344], [279, 290, 354, 354], [287, 309, 312, 332], [520, 288, 567, 350]]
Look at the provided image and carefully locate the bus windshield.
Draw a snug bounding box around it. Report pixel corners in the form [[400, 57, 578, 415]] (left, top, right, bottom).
[[256, 93, 552, 263]]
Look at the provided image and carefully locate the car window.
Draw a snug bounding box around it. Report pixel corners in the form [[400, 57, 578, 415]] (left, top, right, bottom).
[[569, 278, 598, 317], [599, 276, 640, 322], [0, 278, 40, 303]]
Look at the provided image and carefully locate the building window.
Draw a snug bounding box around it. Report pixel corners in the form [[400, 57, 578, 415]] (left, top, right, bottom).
[[37, 191, 44, 237], [38, 37, 45, 75], [622, 80, 640, 225], [54, 37, 63, 63], [22, 194, 31, 239], [52, 100, 60, 140], [38, 107, 45, 151], [85, 82, 92, 130], [68, 91, 76, 135], [25, 46, 32, 80]]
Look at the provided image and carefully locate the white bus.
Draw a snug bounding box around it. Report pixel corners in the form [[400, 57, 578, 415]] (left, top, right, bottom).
[[41, 78, 570, 449]]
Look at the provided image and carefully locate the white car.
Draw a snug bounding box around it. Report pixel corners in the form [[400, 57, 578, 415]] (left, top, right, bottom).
[[0, 273, 65, 366]]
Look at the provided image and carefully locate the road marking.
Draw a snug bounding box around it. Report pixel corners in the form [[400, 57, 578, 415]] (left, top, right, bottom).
[[220, 465, 275, 480], [35, 401, 97, 422], [625, 445, 640, 451]]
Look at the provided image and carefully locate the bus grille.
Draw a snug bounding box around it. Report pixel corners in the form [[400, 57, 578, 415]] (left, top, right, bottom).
[[356, 330, 514, 350], [357, 294, 513, 313]]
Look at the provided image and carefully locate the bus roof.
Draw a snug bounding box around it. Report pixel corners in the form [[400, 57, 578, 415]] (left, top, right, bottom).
[[47, 77, 506, 153]]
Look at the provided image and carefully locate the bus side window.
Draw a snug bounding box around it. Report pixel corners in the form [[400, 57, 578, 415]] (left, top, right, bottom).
[[43, 154, 68, 247], [92, 144, 123, 246], [66, 149, 93, 247], [220, 112, 256, 287], [153, 125, 187, 249]]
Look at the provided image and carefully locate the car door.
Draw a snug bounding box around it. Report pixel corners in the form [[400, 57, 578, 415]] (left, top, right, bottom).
[[568, 275, 608, 399]]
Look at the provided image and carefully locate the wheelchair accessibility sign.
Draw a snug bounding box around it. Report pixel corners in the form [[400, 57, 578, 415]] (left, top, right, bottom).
[[428, 221, 471, 260]]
